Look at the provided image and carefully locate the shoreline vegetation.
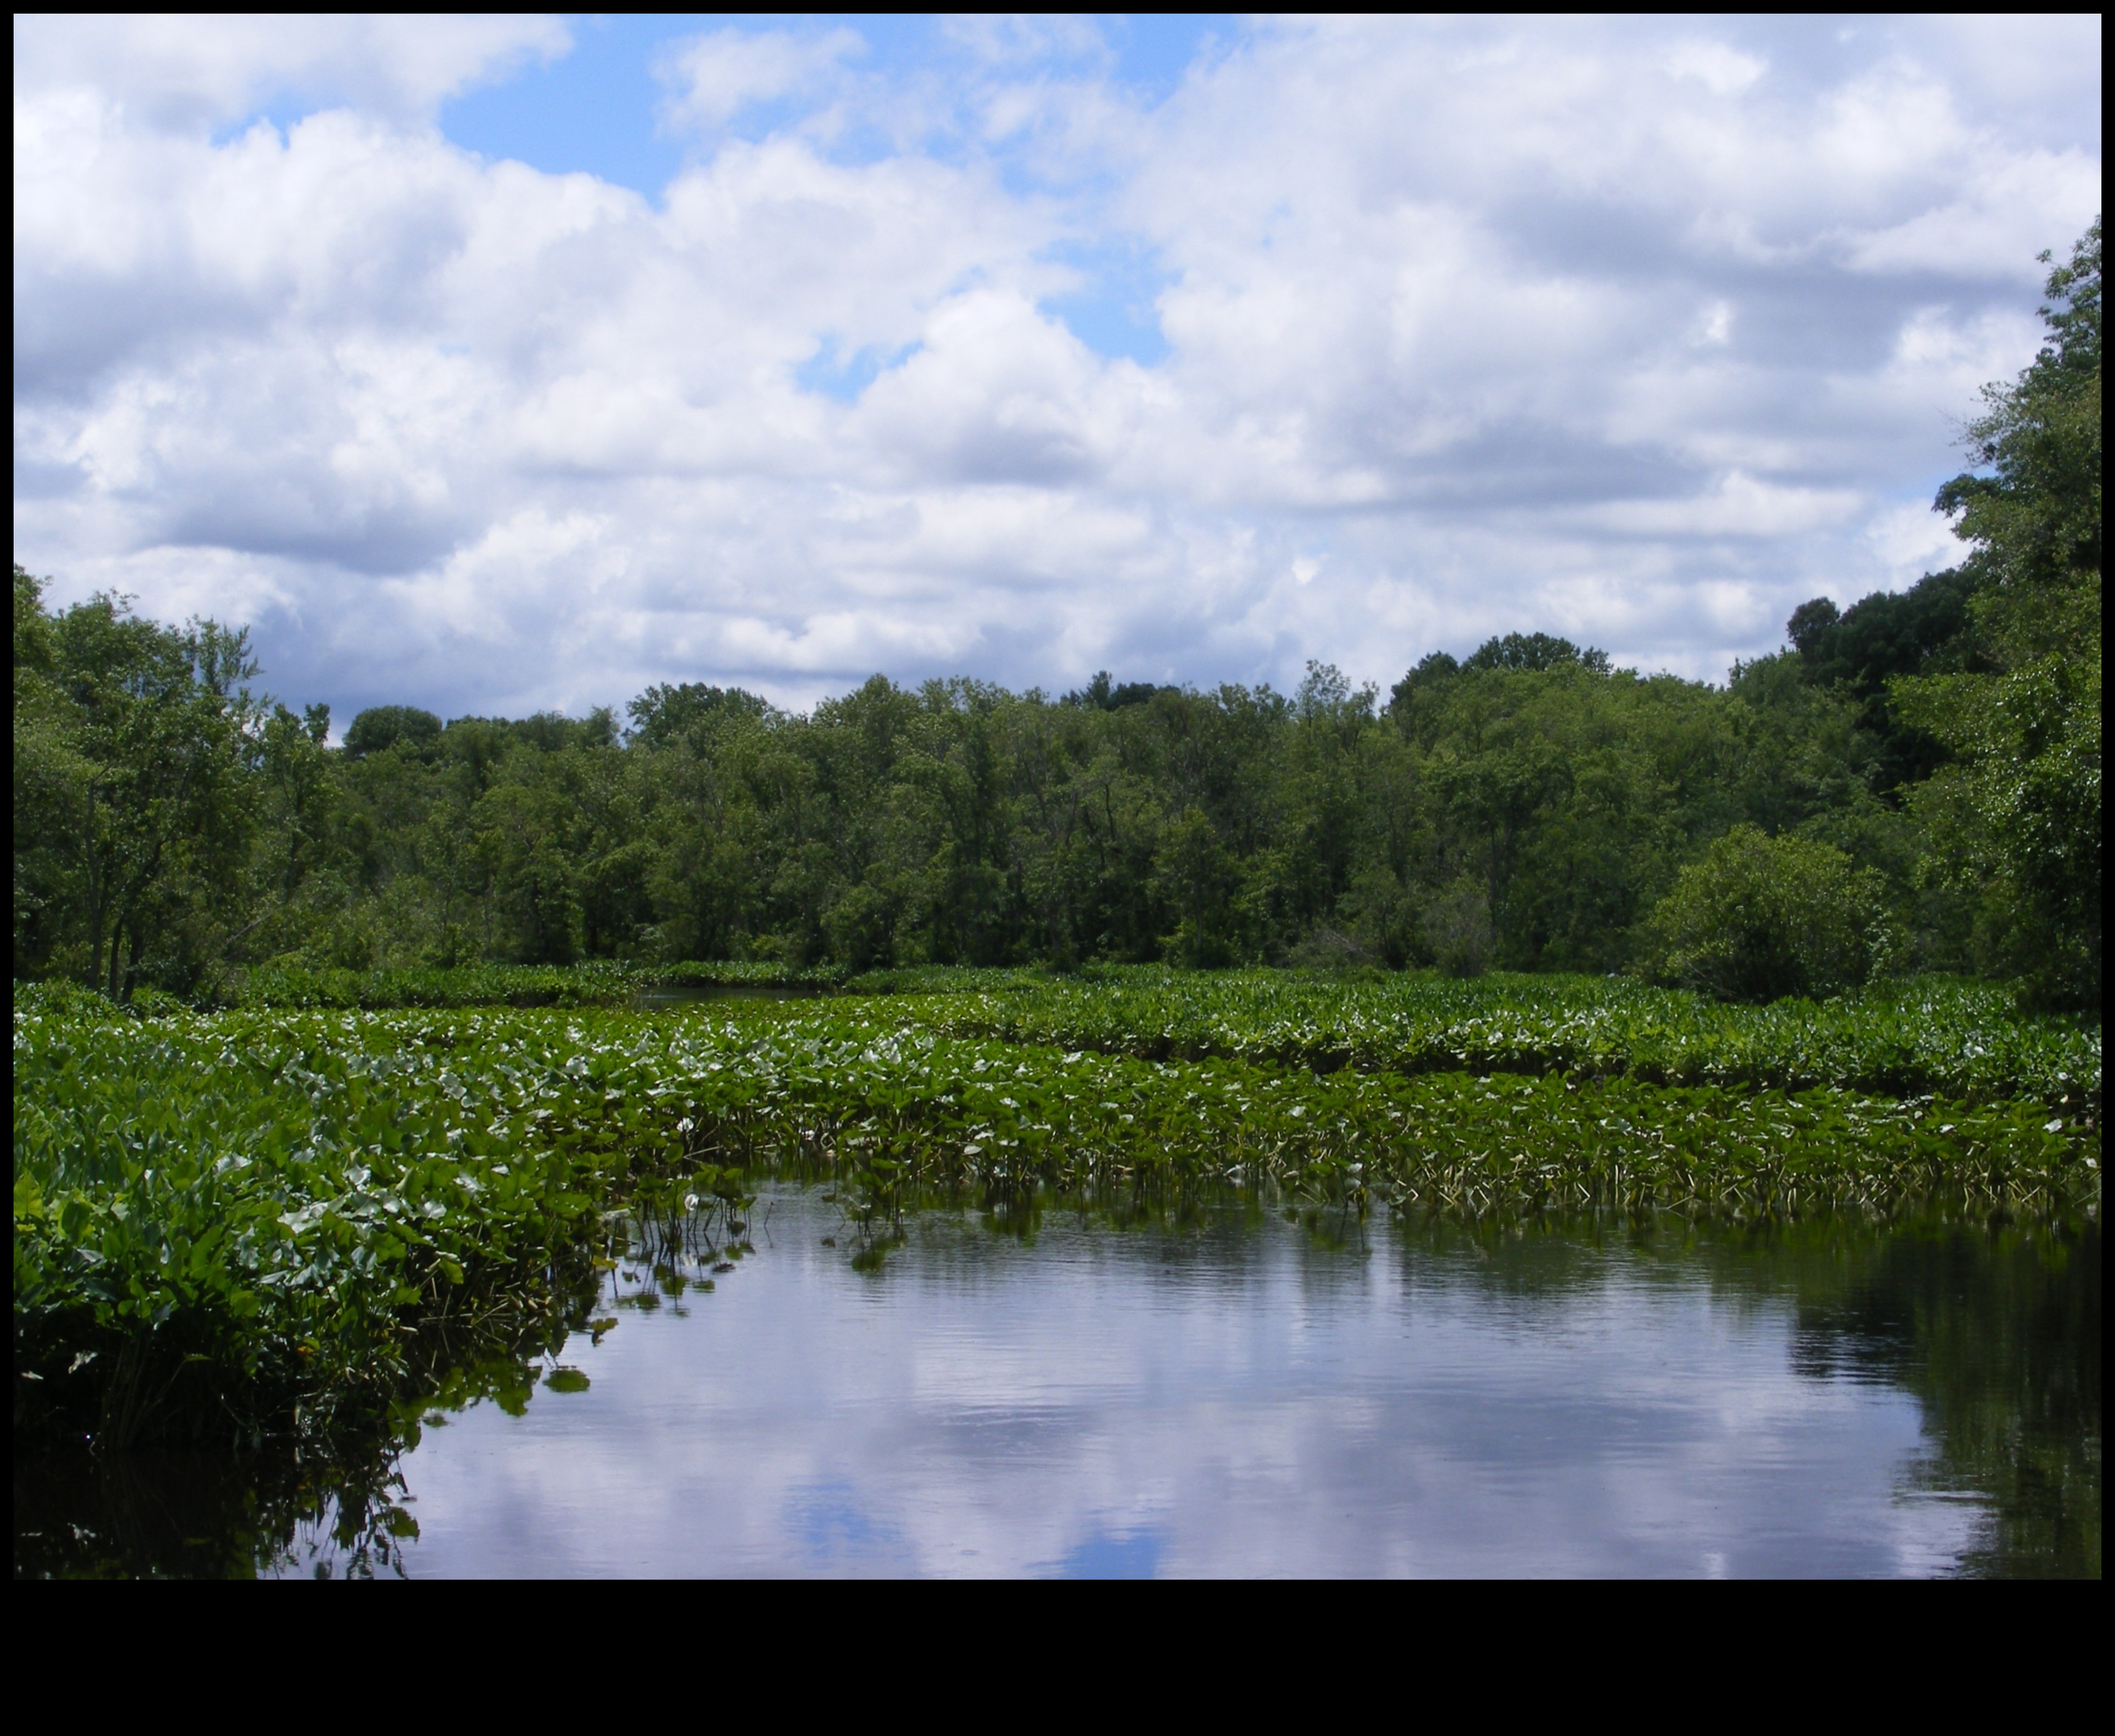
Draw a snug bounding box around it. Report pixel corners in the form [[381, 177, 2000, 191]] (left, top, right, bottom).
[[62, 961, 2104, 1109], [12, 224, 2103, 1469], [13, 970, 2101, 1455]]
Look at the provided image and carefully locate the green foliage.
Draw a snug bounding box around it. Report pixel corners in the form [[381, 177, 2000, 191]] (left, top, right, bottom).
[[166, 958, 2110, 1107], [1636, 824, 1893, 1003], [1067, 670, 1174, 710], [230, 960, 640, 1009], [1421, 874, 1492, 977], [624, 681, 773, 749], [1463, 631, 1612, 674], [870, 967, 2099, 1113], [1937, 220, 2101, 628], [6, 586, 1961, 989], [1785, 568, 1983, 793], [841, 962, 1056, 995], [1789, 570, 1980, 696], [340, 706, 440, 759], [1897, 657, 2101, 1007], [1895, 220, 2101, 1008], [141, 956, 2102, 1113], [224, 958, 839, 1008], [16, 988, 2098, 1450], [13, 992, 626, 1448], [13, 570, 264, 999]]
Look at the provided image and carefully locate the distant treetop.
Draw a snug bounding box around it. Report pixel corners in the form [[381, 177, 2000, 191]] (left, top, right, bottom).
[[1464, 632, 1611, 674], [626, 682, 773, 748], [343, 705, 441, 759], [1067, 671, 1170, 710]]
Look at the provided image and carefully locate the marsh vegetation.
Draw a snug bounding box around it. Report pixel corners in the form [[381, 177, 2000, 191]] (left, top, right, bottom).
[[14, 972, 2097, 1457]]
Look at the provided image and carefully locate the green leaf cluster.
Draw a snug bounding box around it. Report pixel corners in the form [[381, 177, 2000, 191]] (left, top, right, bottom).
[[1634, 824, 1895, 1002], [877, 967, 2100, 1112], [1891, 220, 2101, 1008], [16, 984, 2098, 1450]]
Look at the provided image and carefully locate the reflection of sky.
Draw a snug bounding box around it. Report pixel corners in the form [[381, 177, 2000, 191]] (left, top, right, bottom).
[[386, 1193, 1979, 1577]]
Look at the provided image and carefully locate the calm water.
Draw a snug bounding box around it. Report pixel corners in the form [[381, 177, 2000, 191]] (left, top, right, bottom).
[[629, 984, 829, 1007], [16, 1191, 2099, 1578]]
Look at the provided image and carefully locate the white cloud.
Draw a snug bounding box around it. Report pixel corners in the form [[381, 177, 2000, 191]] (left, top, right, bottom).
[[11, 13, 568, 130], [1586, 473, 1866, 539], [11, 15, 2101, 718], [1863, 498, 1965, 593], [1838, 147, 2104, 278], [1665, 41, 1768, 98], [654, 27, 863, 133]]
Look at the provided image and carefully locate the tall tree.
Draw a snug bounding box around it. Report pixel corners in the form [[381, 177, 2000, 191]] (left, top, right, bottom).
[[1895, 220, 2102, 1006], [13, 572, 263, 995]]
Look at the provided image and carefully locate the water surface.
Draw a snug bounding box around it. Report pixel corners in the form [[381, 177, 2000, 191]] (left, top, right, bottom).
[[16, 1193, 2098, 1578], [629, 984, 830, 1007]]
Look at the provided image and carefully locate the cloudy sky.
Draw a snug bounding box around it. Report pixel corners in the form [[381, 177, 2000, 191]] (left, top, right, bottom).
[[12, 14, 2102, 722]]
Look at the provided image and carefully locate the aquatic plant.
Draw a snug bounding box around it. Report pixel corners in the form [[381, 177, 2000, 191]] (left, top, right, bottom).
[[14, 999, 618, 1448], [871, 969, 2100, 1115], [16, 994, 2095, 1445], [218, 958, 845, 1009], [175, 960, 2102, 1111]]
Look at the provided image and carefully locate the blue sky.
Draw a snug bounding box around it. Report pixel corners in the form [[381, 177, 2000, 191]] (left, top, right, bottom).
[[13, 14, 2103, 722], [441, 15, 1232, 192], [434, 14, 1224, 369]]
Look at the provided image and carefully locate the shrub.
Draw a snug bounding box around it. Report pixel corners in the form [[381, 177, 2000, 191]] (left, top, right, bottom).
[[1639, 825, 1893, 1003]]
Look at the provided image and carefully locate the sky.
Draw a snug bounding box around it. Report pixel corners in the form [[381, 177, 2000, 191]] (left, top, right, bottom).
[[12, 14, 2103, 723]]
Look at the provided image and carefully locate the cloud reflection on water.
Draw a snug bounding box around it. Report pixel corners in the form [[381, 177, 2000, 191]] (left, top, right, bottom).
[[387, 1193, 1991, 1577]]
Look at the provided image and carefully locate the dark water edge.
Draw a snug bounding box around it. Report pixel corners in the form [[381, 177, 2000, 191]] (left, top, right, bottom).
[[630, 984, 831, 1006], [15, 1202, 2099, 1579]]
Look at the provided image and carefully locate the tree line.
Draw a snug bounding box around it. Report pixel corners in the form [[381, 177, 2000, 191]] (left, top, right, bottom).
[[12, 224, 2099, 1008]]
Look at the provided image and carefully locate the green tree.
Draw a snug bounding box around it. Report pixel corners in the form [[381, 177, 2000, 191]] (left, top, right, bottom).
[[13, 578, 265, 995], [1637, 824, 1893, 1003], [13, 567, 86, 979], [1783, 568, 1983, 793], [1895, 220, 2101, 1007], [1155, 807, 1242, 966], [342, 704, 440, 759]]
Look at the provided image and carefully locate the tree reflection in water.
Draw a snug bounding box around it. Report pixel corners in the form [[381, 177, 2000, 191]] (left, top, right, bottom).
[[1788, 1221, 2099, 1579], [14, 1207, 2099, 1578], [1395, 1211, 2099, 1579]]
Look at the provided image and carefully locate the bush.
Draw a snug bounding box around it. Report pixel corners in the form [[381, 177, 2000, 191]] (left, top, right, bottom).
[[12, 978, 122, 1020], [1639, 825, 1893, 1003]]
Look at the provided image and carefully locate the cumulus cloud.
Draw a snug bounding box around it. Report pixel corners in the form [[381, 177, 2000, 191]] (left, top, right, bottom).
[[12, 13, 568, 130], [654, 27, 863, 133], [11, 14, 2102, 721]]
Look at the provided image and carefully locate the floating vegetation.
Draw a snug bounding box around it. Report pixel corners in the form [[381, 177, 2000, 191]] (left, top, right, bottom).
[[150, 961, 2102, 1111], [875, 969, 2101, 1114], [220, 958, 845, 1011], [14, 980, 2098, 1455]]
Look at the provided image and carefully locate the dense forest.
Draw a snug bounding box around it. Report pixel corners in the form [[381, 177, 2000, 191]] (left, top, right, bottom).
[[12, 225, 2101, 1010]]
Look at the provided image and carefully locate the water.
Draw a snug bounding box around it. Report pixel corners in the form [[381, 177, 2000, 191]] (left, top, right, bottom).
[[15, 1192, 2099, 1578], [629, 985, 830, 1007]]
